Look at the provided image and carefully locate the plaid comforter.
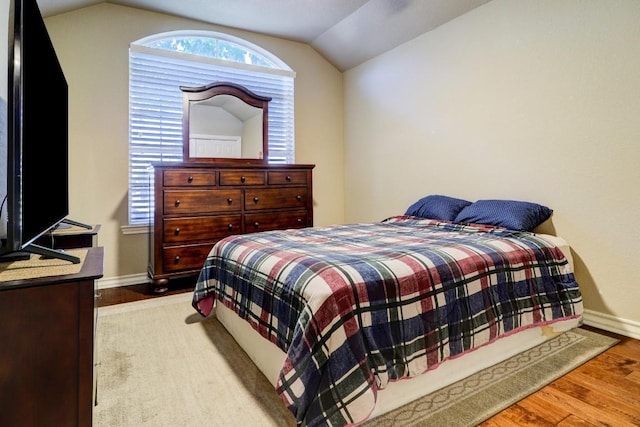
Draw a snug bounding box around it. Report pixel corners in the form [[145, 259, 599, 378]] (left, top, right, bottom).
[[192, 216, 583, 426]]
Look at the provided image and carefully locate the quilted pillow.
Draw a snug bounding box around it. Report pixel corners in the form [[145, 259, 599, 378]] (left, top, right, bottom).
[[405, 195, 472, 221], [454, 199, 553, 231]]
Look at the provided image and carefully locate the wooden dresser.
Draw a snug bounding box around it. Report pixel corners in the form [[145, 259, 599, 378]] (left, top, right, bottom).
[[148, 162, 314, 290], [0, 246, 104, 427]]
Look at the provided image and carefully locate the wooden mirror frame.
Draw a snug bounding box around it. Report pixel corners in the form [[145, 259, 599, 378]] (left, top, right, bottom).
[[181, 81, 272, 164]]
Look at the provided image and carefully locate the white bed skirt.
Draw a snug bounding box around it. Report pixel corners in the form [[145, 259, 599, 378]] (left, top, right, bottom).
[[215, 303, 580, 421]]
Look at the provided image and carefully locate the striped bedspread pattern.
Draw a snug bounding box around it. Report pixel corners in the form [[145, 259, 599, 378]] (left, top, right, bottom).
[[192, 216, 583, 426]]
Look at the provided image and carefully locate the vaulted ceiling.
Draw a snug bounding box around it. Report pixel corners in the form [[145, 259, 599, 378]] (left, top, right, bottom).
[[38, 0, 491, 71]]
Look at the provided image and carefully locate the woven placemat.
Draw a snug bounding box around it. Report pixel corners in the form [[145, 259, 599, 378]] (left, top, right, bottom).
[[52, 224, 96, 235], [0, 249, 88, 282]]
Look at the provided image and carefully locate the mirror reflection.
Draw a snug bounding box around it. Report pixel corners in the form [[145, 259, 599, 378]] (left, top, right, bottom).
[[189, 95, 263, 159], [181, 82, 271, 164]]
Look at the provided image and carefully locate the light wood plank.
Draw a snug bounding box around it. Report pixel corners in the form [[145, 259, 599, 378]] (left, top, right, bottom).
[[626, 370, 640, 385], [606, 338, 640, 361], [493, 404, 556, 426], [547, 380, 640, 426], [479, 414, 524, 427], [536, 385, 637, 427], [574, 354, 640, 387], [557, 414, 600, 427], [566, 368, 640, 408], [515, 394, 571, 424]]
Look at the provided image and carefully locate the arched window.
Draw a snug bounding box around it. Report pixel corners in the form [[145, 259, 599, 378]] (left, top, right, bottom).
[[128, 31, 295, 226]]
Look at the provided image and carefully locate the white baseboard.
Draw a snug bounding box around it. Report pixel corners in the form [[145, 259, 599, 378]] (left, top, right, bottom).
[[582, 309, 640, 340], [96, 273, 149, 290], [96, 275, 640, 341]]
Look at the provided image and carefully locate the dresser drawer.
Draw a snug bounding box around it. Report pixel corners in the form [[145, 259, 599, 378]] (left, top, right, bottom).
[[268, 170, 308, 185], [245, 211, 308, 233], [163, 244, 213, 272], [163, 170, 216, 186], [163, 215, 242, 243], [219, 170, 265, 186], [163, 189, 242, 215], [245, 188, 308, 211]]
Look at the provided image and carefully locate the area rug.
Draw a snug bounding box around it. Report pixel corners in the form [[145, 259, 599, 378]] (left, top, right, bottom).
[[94, 293, 617, 427]]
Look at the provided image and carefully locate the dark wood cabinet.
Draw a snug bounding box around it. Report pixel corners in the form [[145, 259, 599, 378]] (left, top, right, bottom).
[[34, 224, 101, 250], [0, 246, 104, 427], [148, 162, 314, 291]]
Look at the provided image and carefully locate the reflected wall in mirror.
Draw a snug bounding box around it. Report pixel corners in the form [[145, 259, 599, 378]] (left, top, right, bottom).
[[181, 82, 272, 163]]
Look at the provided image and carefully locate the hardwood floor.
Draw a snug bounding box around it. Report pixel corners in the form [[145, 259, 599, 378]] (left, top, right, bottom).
[[481, 325, 640, 426], [96, 277, 194, 307], [97, 282, 640, 426]]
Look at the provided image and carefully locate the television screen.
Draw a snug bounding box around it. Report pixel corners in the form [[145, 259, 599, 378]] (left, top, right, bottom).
[[21, 0, 69, 245], [0, 0, 82, 263], [0, 0, 10, 240]]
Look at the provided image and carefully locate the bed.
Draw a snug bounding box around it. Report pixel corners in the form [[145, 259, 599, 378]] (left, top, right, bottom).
[[192, 212, 583, 426]]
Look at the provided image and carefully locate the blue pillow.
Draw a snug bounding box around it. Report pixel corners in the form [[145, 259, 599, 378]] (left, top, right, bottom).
[[405, 195, 472, 221], [454, 199, 553, 231]]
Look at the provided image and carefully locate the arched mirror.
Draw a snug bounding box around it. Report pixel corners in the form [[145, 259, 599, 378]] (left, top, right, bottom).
[[181, 82, 271, 163]]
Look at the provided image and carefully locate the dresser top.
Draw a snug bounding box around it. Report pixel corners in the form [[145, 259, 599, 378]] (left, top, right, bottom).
[[152, 162, 315, 170]]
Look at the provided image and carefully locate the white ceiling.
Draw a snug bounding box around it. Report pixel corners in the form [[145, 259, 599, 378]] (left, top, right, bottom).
[[37, 0, 491, 71]]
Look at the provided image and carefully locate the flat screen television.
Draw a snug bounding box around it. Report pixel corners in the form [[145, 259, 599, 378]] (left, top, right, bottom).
[[0, 0, 87, 264]]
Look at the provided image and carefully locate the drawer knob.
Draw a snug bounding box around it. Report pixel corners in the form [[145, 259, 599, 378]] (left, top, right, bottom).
[[228, 224, 234, 230], [253, 197, 259, 203], [175, 199, 181, 206], [253, 222, 260, 228], [297, 218, 302, 224], [296, 195, 302, 201], [187, 176, 193, 183], [227, 198, 233, 204], [175, 228, 180, 234], [286, 175, 291, 181], [174, 255, 180, 263], [241, 176, 246, 183]]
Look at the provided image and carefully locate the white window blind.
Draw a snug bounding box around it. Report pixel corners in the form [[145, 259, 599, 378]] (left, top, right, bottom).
[[128, 42, 295, 225]]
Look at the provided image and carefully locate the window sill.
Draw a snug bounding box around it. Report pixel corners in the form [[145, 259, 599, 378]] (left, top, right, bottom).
[[121, 224, 151, 235]]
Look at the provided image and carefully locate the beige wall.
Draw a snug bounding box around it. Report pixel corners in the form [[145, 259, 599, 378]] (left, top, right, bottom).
[[45, 4, 344, 282], [44, 1, 639, 334], [344, 0, 640, 332]]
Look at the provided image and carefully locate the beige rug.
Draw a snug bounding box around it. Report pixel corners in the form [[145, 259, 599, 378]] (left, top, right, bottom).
[[94, 294, 617, 427], [95, 293, 296, 427]]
